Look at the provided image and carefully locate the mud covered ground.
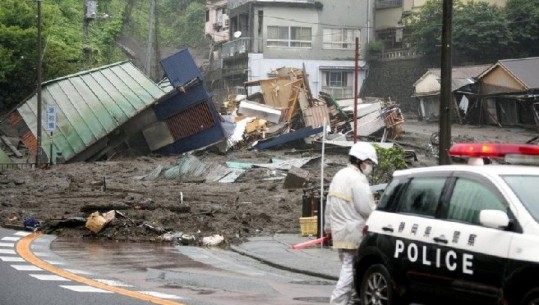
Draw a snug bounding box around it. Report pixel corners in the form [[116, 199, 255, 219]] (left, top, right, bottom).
[[0, 119, 537, 247]]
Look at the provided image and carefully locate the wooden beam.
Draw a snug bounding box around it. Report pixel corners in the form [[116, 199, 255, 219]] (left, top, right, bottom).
[[1, 135, 23, 158]]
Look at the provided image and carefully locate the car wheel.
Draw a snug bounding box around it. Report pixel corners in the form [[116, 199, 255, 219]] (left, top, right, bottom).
[[522, 288, 539, 305], [360, 264, 400, 305]]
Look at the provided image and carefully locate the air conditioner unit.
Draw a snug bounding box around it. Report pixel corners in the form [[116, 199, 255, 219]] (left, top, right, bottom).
[[213, 21, 223, 30]]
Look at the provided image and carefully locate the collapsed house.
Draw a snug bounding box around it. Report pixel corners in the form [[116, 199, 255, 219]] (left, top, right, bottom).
[[472, 57, 539, 129], [218, 67, 405, 151], [2, 49, 225, 164], [412, 64, 491, 123], [412, 57, 539, 130]]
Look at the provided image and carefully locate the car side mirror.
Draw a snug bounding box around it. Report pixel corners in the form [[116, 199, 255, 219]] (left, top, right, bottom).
[[479, 210, 510, 229]]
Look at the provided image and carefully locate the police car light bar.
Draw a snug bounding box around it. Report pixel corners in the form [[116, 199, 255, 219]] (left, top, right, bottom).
[[449, 143, 539, 164]]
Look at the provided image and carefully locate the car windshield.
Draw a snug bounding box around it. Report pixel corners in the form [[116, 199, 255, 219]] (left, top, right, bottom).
[[502, 175, 539, 222]]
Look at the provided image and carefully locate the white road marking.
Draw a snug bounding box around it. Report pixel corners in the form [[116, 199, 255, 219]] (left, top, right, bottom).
[[44, 260, 65, 265], [0, 256, 24, 262], [30, 274, 70, 281], [14, 231, 31, 237], [11, 265, 43, 271], [63, 269, 92, 275], [94, 279, 134, 287], [0, 242, 14, 247], [60, 285, 113, 293], [138, 291, 184, 300], [0, 249, 16, 255], [1, 237, 20, 242]]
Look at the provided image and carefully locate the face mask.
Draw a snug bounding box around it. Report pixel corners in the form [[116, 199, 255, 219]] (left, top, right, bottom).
[[362, 163, 373, 175]]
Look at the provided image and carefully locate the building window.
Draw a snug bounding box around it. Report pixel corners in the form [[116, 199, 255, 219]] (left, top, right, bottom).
[[321, 70, 354, 99], [267, 26, 312, 48], [323, 28, 360, 49], [376, 28, 403, 50], [375, 0, 403, 9]]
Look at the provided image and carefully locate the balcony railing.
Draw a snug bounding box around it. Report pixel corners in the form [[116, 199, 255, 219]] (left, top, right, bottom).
[[228, 0, 315, 9], [375, 0, 403, 9], [379, 49, 420, 60], [222, 37, 251, 58], [321, 87, 354, 100]]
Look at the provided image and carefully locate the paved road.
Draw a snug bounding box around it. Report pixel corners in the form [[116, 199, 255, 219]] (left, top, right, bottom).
[[0, 227, 186, 305], [1, 227, 335, 305]]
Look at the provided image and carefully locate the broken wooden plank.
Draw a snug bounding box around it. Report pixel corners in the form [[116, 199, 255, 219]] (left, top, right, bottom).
[[0, 135, 23, 158]]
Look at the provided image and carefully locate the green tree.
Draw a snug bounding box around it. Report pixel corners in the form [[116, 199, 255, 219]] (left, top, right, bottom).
[[404, 0, 444, 56], [160, 1, 206, 48], [452, 1, 511, 62], [371, 145, 407, 185], [506, 0, 539, 57], [404, 0, 512, 62], [0, 0, 126, 110], [0, 0, 206, 111], [0, 0, 39, 108]]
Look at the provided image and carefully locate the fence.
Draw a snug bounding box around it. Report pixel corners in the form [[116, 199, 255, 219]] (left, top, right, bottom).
[[0, 163, 36, 171]]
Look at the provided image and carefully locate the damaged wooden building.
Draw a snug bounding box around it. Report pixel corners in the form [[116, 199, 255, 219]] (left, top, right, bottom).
[[412, 57, 539, 130], [1, 49, 225, 165]]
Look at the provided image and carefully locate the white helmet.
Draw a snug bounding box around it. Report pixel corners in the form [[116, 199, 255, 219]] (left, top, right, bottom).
[[349, 142, 378, 165]]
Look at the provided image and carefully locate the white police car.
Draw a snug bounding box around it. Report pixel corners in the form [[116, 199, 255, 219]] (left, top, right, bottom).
[[354, 143, 539, 305]]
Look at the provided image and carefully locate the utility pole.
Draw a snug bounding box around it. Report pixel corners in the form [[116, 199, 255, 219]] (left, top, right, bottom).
[[36, 0, 43, 166], [145, 0, 156, 78], [439, 0, 453, 165], [353, 37, 359, 143]]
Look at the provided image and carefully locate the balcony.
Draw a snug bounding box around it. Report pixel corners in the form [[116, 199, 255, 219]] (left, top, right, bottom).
[[222, 37, 251, 58], [375, 0, 403, 9], [228, 0, 315, 9]]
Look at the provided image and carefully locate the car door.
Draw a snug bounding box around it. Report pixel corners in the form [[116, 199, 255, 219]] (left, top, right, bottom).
[[431, 174, 514, 304], [368, 175, 448, 295]]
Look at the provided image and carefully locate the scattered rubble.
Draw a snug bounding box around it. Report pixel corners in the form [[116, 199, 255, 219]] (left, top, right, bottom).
[[0, 119, 537, 247], [217, 67, 405, 153]]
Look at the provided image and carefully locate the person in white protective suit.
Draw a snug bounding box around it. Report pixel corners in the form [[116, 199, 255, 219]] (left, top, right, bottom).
[[324, 142, 378, 305]]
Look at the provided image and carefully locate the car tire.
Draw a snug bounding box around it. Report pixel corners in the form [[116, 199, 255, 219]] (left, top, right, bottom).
[[521, 288, 539, 305], [359, 264, 401, 305]]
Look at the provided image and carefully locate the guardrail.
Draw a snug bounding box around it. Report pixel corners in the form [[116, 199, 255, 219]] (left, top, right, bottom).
[[228, 0, 315, 9], [0, 163, 36, 170]]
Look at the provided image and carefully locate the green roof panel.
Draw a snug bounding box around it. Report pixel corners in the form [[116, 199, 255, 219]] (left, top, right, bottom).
[[18, 62, 168, 161]]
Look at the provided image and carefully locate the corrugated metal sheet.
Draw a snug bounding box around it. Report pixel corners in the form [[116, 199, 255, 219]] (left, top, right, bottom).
[[16, 61, 168, 161], [163, 155, 234, 182], [160, 49, 203, 88], [303, 105, 330, 128]]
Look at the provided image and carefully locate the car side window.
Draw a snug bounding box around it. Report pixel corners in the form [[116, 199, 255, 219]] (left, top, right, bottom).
[[396, 177, 445, 217], [447, 178, 507, 225], [377, 178, 404, 211]]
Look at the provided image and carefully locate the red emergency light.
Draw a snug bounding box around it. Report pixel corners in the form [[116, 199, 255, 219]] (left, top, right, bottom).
[[449, 143, 539, 165], [449, 143, 539, 158]]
